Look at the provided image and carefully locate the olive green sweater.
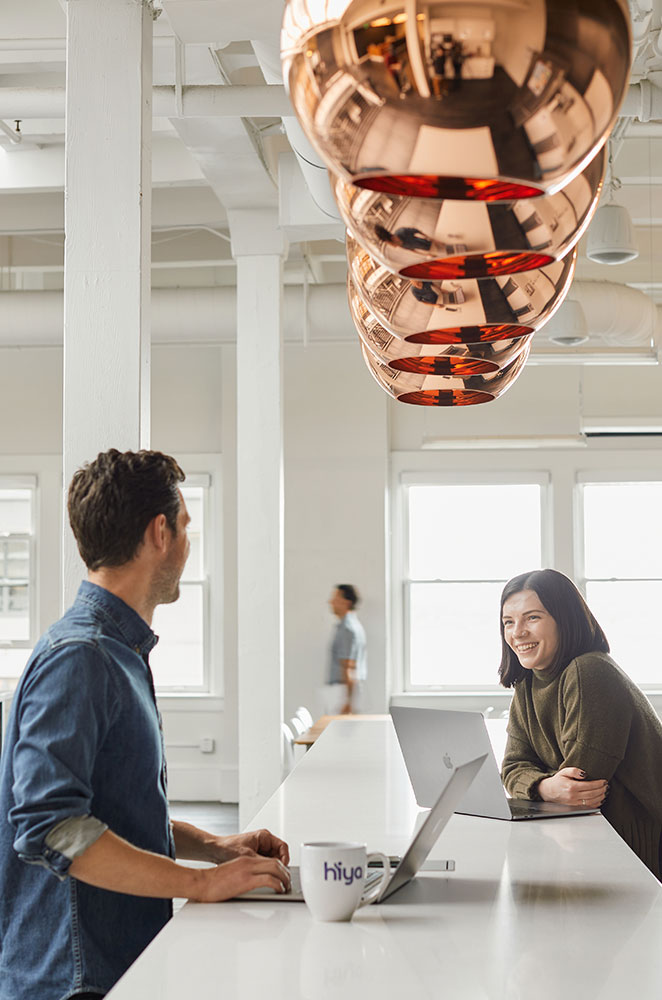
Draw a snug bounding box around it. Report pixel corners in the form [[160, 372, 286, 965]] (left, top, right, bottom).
[[502, 651, 662, 879]]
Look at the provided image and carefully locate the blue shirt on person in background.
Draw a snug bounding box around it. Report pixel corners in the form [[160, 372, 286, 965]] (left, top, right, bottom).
[[0, 581, 174, 1000], [328, 611, 367, 685]]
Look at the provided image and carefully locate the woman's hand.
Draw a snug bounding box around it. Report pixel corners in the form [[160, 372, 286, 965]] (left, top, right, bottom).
[[538, 767, 608, 807]]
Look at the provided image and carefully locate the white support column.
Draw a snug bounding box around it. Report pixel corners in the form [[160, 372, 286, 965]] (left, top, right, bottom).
[[62, 0, 154, 607], [229, 209, 288, 828]]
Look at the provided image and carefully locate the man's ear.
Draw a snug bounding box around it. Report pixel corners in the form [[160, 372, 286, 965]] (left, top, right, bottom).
[[145, 513, 169, 554]]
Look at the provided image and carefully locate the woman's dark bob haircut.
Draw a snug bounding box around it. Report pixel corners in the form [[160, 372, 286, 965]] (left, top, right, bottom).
[[498, 569, 609, 688]]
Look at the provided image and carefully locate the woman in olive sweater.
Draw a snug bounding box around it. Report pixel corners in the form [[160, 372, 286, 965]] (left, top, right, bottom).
[[499, 568, 662, 880]]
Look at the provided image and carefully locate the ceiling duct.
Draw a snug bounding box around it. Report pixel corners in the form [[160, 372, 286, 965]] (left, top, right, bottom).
[[0, 284, 658, 355]]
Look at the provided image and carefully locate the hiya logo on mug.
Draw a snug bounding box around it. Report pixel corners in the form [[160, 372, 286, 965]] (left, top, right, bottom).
[[300, 842, 390, 922]]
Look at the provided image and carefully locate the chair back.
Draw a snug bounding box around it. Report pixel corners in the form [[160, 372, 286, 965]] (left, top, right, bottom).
[[294, 705, 313, 729]]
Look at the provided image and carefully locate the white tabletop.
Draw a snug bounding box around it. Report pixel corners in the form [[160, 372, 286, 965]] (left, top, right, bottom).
[[109, 718, 662, 999]]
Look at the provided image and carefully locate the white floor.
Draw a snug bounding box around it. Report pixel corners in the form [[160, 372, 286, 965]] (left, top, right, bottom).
[[168, 800, 239, 837]]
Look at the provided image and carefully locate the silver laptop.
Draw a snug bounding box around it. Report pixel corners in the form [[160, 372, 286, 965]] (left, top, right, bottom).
[[236, 754, 486, 902], [390, 706, 599, 821]]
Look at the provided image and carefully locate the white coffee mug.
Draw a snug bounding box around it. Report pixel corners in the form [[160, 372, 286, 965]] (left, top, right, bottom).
[[300, 842, 390, 922]]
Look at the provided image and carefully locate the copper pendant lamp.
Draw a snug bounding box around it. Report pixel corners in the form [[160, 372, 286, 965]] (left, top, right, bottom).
[[361, 340, 531, 406], [281, 0, 630, 201], [334, 147, 604, 280], [347, 233, 576, 345], [349, 281, 532, 375]]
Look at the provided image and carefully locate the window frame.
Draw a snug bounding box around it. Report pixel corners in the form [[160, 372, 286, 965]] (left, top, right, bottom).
[[152, 455, 223, 700], [396, 468, 552, 693], [390, 442, 662, 710], [0, 474, 37, 649], [575, 469, 662, 694]]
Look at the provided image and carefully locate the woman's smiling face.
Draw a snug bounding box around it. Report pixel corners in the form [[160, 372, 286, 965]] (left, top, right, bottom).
[[501, 589, 560, 672]]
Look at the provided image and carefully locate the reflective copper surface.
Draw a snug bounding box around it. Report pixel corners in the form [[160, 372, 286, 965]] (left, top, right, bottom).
[[334, 148, 604, 279], [347, 233, 576, 344], [281, 0, 630, 198], [348, 280, 532, 375], [361, 340, 531, 406]]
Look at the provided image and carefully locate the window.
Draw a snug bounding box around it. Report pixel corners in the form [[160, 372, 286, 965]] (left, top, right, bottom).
[[403, 478, 547, 689], [0, 477, 36, 681], [579, 480, 662, 687], [150, 477, 214, 693]]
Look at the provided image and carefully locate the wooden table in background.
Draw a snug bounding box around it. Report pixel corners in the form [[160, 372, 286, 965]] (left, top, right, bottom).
[[294, 713, 388, 747]]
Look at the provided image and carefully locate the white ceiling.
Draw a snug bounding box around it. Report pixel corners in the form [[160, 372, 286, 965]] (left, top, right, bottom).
[[1, 0, 662, 348]]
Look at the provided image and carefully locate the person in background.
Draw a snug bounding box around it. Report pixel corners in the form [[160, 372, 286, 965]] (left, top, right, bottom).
[[374, 223, 434, 253], [499, 568, 662, 879], [325, 584, 367, 715], [0, 449, 290, 1000]]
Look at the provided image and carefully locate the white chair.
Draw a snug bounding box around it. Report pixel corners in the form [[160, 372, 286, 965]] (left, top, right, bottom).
[[288, 715, 307, 738], [294, 705, 313, 730]]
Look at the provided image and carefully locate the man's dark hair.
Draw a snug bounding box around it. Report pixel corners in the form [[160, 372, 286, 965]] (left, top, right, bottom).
[[498, 568, 609, 688], [68, 449, 185, 570], [337, 584, 360, 609]]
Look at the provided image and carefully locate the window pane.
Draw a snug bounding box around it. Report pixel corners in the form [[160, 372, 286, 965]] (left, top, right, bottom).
[[0, 490, 31, 533], [0, 647, 30, 679], [4, 540, 30, 580], [408, 484, 542, 580], [150, 583, 204, 688], [583, 483, 662, 579], [586, 581, 662, 686], [181, 486, 204, 581], [409, 581, 503, 686], [0, 585, 29, 640], [0, 489, 32, 644]]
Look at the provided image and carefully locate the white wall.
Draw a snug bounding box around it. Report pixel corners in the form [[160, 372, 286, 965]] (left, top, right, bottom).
[[284, 341, 389, 721]]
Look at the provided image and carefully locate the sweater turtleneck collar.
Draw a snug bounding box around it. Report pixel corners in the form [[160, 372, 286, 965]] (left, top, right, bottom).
[[530, 656, 566, 688]]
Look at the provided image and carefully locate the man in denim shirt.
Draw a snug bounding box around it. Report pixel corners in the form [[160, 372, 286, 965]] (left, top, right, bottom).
[[0, 450, 290, 1000]]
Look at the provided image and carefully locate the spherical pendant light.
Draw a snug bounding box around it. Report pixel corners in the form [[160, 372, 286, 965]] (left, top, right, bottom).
[[349, 280, 532, 375], [347, 234, 576, 344], [334, 148, 604, 279], [281, 0, 630, 200], [361, 340, 531, 406]]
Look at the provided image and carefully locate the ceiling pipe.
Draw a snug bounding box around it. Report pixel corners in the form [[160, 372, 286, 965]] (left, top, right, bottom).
[[0, 286, 356, 346], [619, 80, 662, 121], [8, 81, 662, 126], [252, 40, 343, 222], [0, 85, 291, 119], [0, 282, 658, 350]]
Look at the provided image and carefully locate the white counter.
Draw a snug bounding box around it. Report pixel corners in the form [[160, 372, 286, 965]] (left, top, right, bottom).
[[109, 718, 662, 999]]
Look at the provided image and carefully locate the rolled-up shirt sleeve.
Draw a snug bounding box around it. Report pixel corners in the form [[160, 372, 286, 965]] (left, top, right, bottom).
[[9, 639, 119, 879]]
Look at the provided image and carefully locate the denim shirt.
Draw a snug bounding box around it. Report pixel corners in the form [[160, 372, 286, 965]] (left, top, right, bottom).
[[0, 581, 175, 1000]]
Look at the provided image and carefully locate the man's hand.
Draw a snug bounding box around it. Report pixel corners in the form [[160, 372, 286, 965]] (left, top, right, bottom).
[[70, 828, 291, 902], [189, 854, 291, 903], [204, 829, 290, 866], [537, 767, 608, 807]]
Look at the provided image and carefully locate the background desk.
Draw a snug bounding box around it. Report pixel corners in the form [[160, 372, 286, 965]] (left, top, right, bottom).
[[294, 713, 388, 747], [109, 718, 662, 999]]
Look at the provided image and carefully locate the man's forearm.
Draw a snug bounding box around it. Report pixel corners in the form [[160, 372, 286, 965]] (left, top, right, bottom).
[[69, 829, 205, 899], [171, 819, 217, 862], [341, 659, 356, 702], [69, 829, 291, 903]]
